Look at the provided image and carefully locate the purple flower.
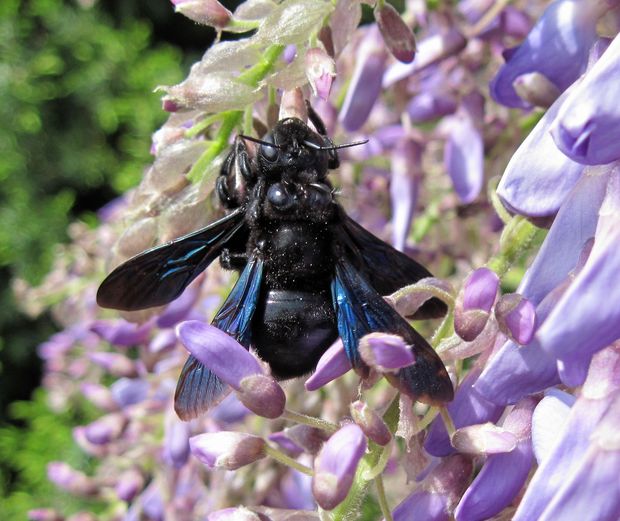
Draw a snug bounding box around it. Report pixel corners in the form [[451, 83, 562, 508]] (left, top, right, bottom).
[[494, 293, 536, 345], [177, 320, 285, 418], [90, 319, 152, 347], [110, 377, 149, 407], [513, 347, 620, 521], [339, 25, 388, 131], [536, 169, 620, 386], [407, 93, 457, 123], [350, 400, 392, 446], [550, 35, 620, 165], [359, 332, 415, 372], [163, 414, 190, 468], [312, 424, 367, 510], [454, 268, 499, 342], [391, 455, 473, 521], [47, 462, 97, 496], [443, 92, 485, 204], [455, 397, 537, 521], [383, 27, 467, 87], [490, 0, 605, 109], [83, 413, 126, 445], [496, 87, 585, 219], [115, 468, 144, 502], [190, 431, 266, 470], [425, 369, 504, 457], [88, 352, 137, 377], [390, 137, 422, 251]]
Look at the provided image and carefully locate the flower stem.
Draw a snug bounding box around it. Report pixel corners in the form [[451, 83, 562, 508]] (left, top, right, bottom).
[[375, 474, 393, 521], [282, 409, 339, 433], [264, 444, 313, 476]]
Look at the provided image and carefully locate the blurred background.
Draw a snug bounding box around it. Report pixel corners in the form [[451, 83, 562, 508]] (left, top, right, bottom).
[[0, 0, 240, 513]]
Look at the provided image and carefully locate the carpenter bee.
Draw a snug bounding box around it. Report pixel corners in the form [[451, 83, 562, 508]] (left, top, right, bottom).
[[97, 104, 454, 420]]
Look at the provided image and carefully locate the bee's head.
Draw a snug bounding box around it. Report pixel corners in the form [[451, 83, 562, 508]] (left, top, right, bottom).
[[254, 118, 331, 177]]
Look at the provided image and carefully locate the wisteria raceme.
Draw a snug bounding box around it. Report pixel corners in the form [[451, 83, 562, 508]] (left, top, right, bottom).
[[16, 0, 620, 520]]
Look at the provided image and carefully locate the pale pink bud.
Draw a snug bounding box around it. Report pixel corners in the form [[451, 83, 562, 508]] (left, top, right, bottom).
[[190, 431, 266, 470], [171, 0, 232, 29], [305, 47, 336, 100], [350, 400, 392, 446]]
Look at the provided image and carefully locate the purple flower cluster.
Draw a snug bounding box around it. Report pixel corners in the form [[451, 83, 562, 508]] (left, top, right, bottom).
[[18, 1, 620, 520]]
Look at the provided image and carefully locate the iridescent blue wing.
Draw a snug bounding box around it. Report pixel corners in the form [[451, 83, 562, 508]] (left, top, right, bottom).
[[97, 208, 246, 311], [174, 254, 264, 420], [331, 253, 453, 405], [341, 212, 447, 319]]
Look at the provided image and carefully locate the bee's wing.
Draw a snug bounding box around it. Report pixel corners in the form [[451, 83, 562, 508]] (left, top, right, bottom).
[[174, 254, 264, 420], [331, 246, 453, 405], [341, 212, 447, 319], [97, 207, 247, 311]]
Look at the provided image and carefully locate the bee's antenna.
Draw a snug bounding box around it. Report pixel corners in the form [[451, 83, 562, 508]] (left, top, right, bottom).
[[303, 139, 369, 151], [239, 135, 281, 149]]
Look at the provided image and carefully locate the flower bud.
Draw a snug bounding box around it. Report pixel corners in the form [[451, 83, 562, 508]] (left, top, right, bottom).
[[495, 293, 536, 345], [359, 333, 415, 372], [163, 415, 190, 468], [237, 374, 286, 419], [452, 423, 517, 455], [312, 424, 367, 510], [80, 383, 118, 411], [207, 507, 271, 521], [284, 425, 329, 455], [305, 47, 336, 100], [454, 268, 499, 342], [190, 432, 266, 470], [27, 509, 62, 521], [305, 339, 351, 391], [374, 3, 416, 63], [171, 0, 232, 29], [83, 413, 127, 445], [115, 468, 144, 502], [90, 319, 152, 347], [47, 462, 97, 496], [88, 352, 137, 378], [110, 377, 149, 407], [350, 400, 392, 446]]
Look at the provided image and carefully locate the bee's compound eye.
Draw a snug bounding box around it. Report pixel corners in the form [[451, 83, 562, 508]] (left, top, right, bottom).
[[260, 133, 278, 162], [267, 183, 294, 210]]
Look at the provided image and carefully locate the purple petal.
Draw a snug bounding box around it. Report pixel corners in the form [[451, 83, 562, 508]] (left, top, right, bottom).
[[305, 339, 351, 391], [110, 378, 149, 407], [551, 34, 620, 165], [312, 424, 367, 510], [176, 320, 263, 389], [425, 370, 504, 457], [339, 25, 387, 132], [393, 491, 449, 521], [444, 114, 484, 203], [236, 374, 286, 419], [461, 268, 499, 312], [536, 171, 620, 386], [90, 319, 152, 347], [140, 481, 164, 521], [163, 416, 190, 468], [517, 168, 609, 305], [383, 28, 467, 87], [489, 0, 602, 108], [496, 87, 585, 219], [115, 468, 144, 502], [390, 138, 422, 251], [455, 398, 536, 521], [451, 424, 517, 455], [156, 282, 200, 328], [407, 93, 457, 123], [513, 395, 614, 521], [494, 293, 536, 345], [359, 333, 415, 372], [84, 413, 126, 445]]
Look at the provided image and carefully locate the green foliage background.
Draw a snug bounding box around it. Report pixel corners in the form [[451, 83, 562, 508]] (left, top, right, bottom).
[[0, 0, 201, 515]]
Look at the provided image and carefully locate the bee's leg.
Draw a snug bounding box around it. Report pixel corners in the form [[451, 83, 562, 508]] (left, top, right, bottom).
[[216, 148, 237, 209], [233, 137, 254, 182], [247, 176, 266, 224], [219, 248, 248, 271], [305, 100, 339, 169]]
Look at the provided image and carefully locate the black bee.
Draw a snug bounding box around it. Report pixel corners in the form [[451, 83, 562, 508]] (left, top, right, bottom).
[[97, 104, 454, 420]]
